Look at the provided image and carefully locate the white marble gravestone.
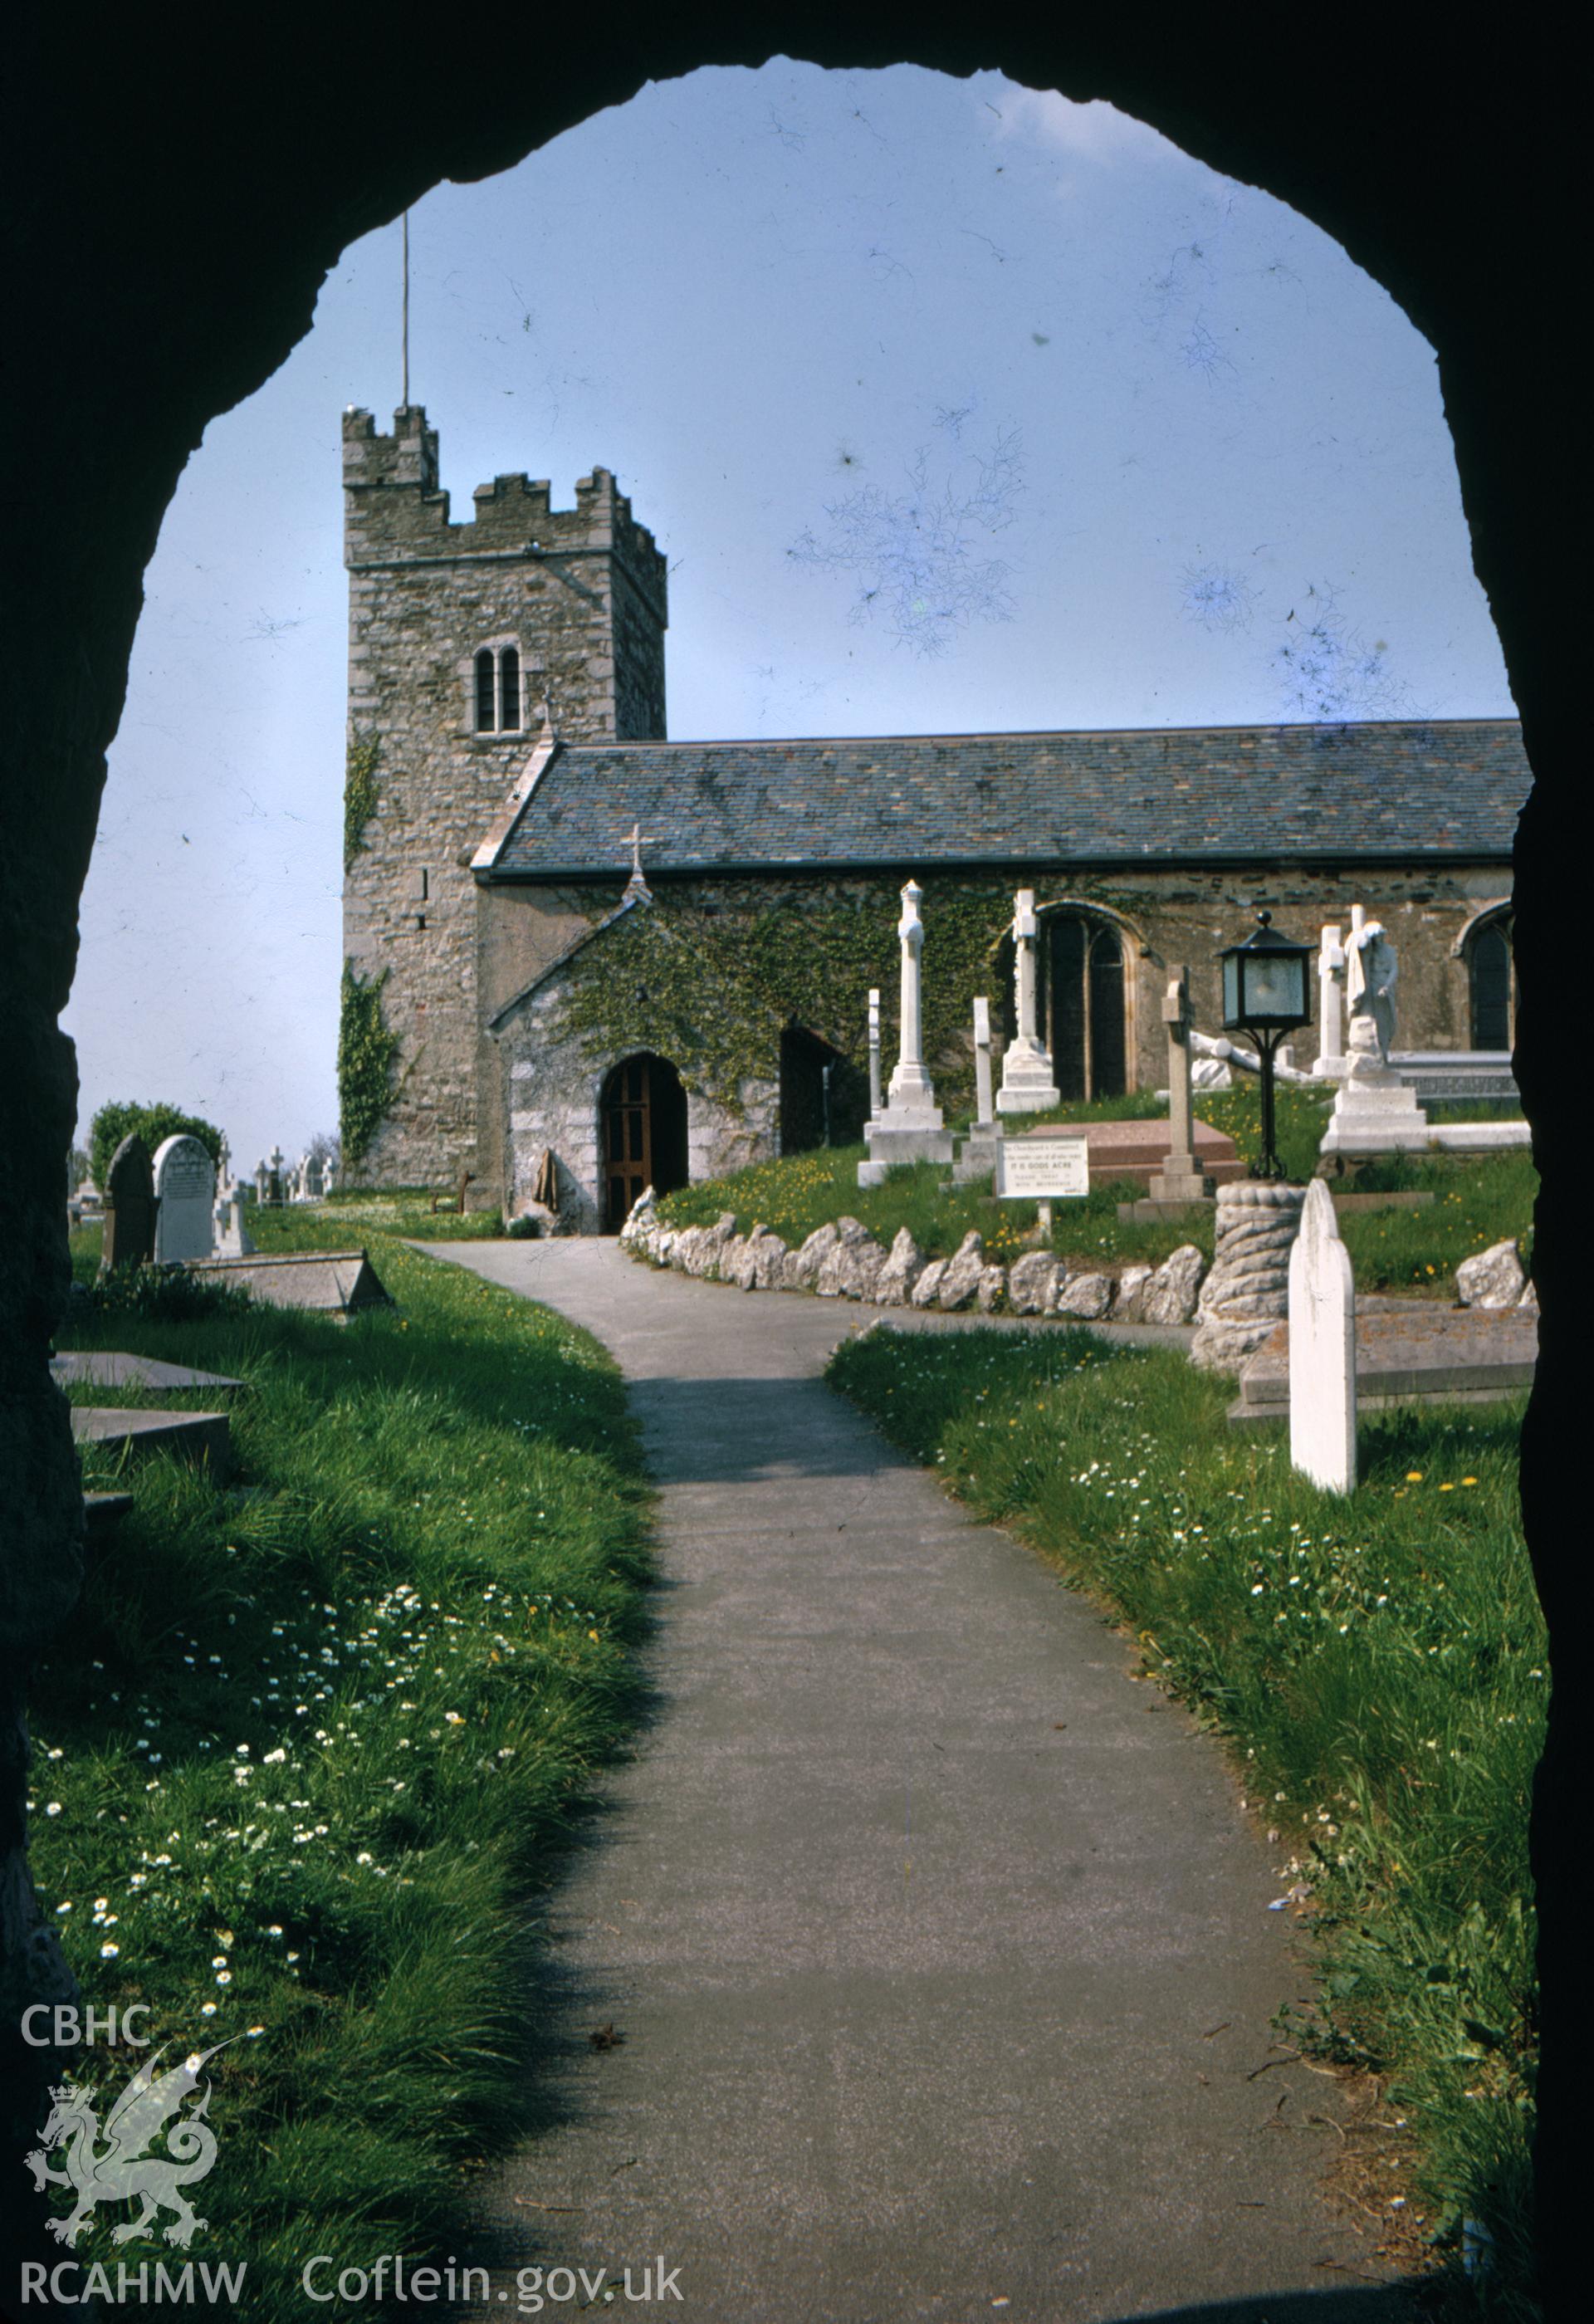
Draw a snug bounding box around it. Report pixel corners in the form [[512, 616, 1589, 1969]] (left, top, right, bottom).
[[996, 890, 1060, 1113], [152, 1135, 217, 1264], [867, 989, 883, 1124], [1288, 1178, 1357, 1493], [858, 881, 955, 1186]]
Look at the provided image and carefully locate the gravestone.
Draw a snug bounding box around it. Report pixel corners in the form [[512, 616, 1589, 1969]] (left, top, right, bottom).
[[952, 996, 1001, 1182], [152, 1134, 216, 1264], [100, 1133, 158, 1271], [1288, 1179, 1357, 1492], [1148, 966, 1213, 1203], [858, 882, 955, 1186], [214, 1182, 256, 1257], [255, 1159, 270, 1206], [996, 890, 1060, 1113], [267, 1146, 286, 1206], [305, 1151, 325, 1201]]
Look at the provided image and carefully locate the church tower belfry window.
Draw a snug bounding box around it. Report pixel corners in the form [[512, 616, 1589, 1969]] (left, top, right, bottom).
[[474, 643, 523, 734]]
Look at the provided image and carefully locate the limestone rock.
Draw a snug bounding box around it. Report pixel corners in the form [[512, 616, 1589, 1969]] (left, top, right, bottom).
[[1455, 1238, 1526, 1309], [1055, 1271, 1113, 1319], [1008, 1250, 1061, 1316], [937, 1231, 986, 1310], [720, 1233, 753, 1287], [1518, 1279, 1539, 1315], [975, 1264, 1007, 1313], [1109, 1264, 1153, 1322], [911, 1258, 950, 1309], [1141, 1244, 1206, 1326], [619, 1186, 657, 1247], [748, 1227, 789, 1291], [784, 1221, 839, 1292], [817, 1218, 887, 1300], [875, 1228, 927, 1307]]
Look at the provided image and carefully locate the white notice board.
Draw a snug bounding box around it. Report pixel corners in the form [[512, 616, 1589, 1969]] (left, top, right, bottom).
[[995, 1135, 1090, 1199]]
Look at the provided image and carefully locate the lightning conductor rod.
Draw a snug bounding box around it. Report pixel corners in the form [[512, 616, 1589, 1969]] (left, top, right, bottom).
[[401, 210, 410, 408]]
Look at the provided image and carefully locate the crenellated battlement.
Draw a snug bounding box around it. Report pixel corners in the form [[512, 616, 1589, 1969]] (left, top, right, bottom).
[[343, 411, 667, 617]]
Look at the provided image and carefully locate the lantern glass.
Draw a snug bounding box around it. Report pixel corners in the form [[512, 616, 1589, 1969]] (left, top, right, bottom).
[[1222, 953, 1242, 1024], [1243, 952, 1308, 1025]]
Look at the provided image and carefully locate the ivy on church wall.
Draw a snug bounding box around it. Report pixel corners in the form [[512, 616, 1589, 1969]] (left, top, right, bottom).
[[551, 877, 1056, 1120], [337, 961, 401, 1163], [343, 732, 382, 874]]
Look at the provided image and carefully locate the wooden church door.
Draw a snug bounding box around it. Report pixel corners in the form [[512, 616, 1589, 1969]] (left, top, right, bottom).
[[600, 1054, 688, 1230]]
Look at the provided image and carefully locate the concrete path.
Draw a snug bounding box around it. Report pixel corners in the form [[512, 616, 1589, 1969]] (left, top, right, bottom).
[[435, 1241, 1407, 2323]]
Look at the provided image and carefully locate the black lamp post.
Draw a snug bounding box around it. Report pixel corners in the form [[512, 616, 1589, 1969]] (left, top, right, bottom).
[[1220, 911, 1314, 1181]]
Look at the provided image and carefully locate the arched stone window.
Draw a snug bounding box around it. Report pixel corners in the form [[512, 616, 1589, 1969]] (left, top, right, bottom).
[[472, 641, 524, 734], [599, 1052, 688, 1230], [1046, 912, 1130, 1100]]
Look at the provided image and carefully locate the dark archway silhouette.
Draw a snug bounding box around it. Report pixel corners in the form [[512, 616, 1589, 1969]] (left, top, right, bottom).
[[1467, 914, 1515, 1051], [599, 1051, 688, 1229], [3, 15, 1578, 2308]]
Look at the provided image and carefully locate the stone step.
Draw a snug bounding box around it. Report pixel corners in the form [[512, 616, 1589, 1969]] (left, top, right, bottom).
[[71, 1407, 234, 1477]]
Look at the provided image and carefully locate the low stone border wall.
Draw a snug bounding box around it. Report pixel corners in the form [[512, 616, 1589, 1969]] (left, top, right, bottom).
[[619, 1191, 1209, 1324]]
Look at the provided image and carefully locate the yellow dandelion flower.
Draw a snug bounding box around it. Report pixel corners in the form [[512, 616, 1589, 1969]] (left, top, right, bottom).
[[1406, 1472, 1424, 1483]]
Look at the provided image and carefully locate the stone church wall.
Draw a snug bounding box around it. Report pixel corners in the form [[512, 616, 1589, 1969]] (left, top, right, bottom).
[[340, 407, 666, 1193], [476, 860, 1509, 1222]]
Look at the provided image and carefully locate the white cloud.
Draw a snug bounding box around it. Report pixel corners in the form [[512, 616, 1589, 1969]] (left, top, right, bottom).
[[976, 77, 1171, 167]]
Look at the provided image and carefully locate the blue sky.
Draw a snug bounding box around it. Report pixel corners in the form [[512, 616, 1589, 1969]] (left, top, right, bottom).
[[66, 61, 1514, 1174]]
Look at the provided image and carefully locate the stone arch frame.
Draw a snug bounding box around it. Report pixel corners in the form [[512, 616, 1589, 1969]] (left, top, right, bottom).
[[1451, 897, 1516, 1051], [4, 19, 1578, 2300], [459, 632, 528, 737], [1034, 896, 1149, 1096]]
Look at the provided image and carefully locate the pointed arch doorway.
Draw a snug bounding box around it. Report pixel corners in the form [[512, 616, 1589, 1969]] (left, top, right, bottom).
[[599, 1053, 688, 1231]]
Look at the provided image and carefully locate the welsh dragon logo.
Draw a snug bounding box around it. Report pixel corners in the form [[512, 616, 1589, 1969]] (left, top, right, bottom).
[[26, 2040, 232, 2248]]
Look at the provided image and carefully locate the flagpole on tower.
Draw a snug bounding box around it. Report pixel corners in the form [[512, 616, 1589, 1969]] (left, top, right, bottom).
[[401, 211, 410, 409]]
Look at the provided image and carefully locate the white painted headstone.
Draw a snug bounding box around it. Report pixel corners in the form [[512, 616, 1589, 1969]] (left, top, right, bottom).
[[1288, 1178, 1357, 1493], [152, 1135, 217, 1264], [215, 1183, 256, 1257], [996, 888, 1060, 1113]]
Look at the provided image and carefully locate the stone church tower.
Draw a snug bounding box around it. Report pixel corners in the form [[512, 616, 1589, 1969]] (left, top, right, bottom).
[[340, 405, 667, 1189]]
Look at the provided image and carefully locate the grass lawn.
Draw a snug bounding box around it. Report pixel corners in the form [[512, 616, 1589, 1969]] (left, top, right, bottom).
[[37, 1220, 652, 2315], [654, 1081, 1536, 1294], [829, 1325, 1542, 2317]]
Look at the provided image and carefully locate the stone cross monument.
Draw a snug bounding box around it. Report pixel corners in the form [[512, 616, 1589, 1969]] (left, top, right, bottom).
[[1312, 925, 1348, 1079], [1148, 966, 1213, 1203], [996, 890, 1059, 1113], [858, 881, 955, 1186]]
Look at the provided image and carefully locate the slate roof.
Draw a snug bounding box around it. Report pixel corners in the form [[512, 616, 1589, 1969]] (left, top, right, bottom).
[[482, 720, 1530, 881]]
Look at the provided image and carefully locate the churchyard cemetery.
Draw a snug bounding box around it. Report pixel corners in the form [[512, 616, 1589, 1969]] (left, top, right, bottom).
[[42, 1216, 653, 2308], [647, 1086, 1536, 1301]]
